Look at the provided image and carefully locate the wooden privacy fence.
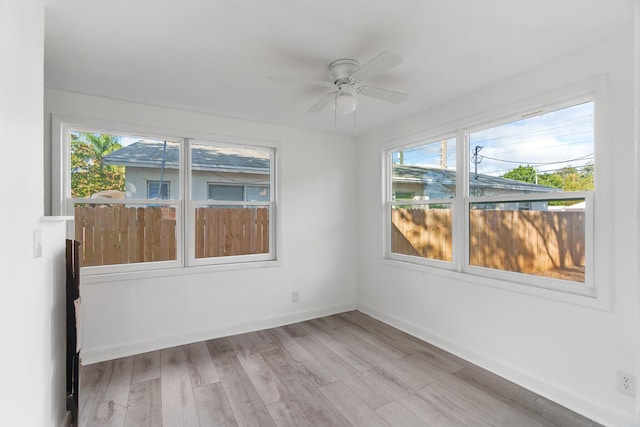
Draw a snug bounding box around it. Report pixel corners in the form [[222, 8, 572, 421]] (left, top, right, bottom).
[[468, 210, 584, 280], [392, 208, 453, 261], [74, 206, 268, 267], [194, 206, 269, 259], [75, 205, 176, 266], [392, 208, 585, 281]]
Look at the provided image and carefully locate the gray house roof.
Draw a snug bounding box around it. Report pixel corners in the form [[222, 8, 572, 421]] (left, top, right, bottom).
[[393, 164, 558, 194], [103, 140, 270, 174]]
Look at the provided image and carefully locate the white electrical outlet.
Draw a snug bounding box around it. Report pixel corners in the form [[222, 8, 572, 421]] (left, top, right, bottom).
[[616, 371, 636, 397], [292, 291, 300, 303]]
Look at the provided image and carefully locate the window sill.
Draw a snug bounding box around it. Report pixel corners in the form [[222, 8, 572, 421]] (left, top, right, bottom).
[[81, 259, 282, 285], [40, 215, 74, 222], [379, 257, 611, 311]]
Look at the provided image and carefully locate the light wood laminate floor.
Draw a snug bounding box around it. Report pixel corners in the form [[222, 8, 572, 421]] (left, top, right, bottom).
[[79, 311, 602, 426]]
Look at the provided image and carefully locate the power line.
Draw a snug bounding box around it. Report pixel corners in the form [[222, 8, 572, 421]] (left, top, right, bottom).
[[488, 163, 594, 176], [478, 153, 593, 166], [470, 115, 593, 146]]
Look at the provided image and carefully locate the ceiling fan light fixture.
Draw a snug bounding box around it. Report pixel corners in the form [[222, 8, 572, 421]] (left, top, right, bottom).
[[335, 93, 357, 115]]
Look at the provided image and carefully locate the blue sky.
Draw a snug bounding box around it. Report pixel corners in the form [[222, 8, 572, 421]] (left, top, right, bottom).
[[118, 135, 158, 147], [393, 101, 594, 177]]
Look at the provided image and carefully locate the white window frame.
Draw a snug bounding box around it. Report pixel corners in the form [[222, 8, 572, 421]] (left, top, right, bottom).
[[188, 138, 275, 267], [51, 115, 278, 276], [382, 78, 608, 307], [384, 134, 458, 270]]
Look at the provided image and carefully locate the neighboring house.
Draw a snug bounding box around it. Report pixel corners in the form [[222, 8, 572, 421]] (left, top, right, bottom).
[[393, 164, 559, 210], [103, 140, 270, 201]]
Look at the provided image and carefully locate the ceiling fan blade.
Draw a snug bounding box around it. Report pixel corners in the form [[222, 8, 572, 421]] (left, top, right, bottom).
[[358, 86, 409, 103], [268, 75, 335, 88], [350, 52, 403, 82], [308, 91, 337, 112]]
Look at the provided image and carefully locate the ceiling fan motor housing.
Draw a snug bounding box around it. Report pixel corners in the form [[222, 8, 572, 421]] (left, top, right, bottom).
[[329, 59, 360, 85]]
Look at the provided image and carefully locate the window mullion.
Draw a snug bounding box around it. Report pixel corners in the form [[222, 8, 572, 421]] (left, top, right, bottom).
[[183, 138, 191, 267], [454, 130, 468, 272]]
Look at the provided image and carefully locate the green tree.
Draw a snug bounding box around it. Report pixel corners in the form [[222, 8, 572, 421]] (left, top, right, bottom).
[[537, 173, 563, 189], [554, 165, 594, 192], [502, 165, 537, 183], [502, 163, 594, 192], [71, 133, 125, 198]]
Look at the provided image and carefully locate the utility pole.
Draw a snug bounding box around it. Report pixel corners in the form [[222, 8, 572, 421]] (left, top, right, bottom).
[[398, 151, 404, 165], [439, 140, 447, 169], [471, 145, 483, 178]]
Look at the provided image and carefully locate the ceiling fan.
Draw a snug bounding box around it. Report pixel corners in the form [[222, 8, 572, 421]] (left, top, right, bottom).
[[269, 52, 408, 116]]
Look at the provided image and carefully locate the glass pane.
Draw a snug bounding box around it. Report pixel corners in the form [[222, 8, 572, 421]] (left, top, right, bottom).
[[391, 204, 452, 261], [246, 185, 270, 201], [147, 181, 170, 199], [191, 142, 271, 201], [70, 132, 180, 200], [469, 102, 594, 197], [74, 203, 177, 267], [208, 184, 244, 201], [469, 198, 586, 282], [391, 138, 456, 200], [194, 205, 269, 258]]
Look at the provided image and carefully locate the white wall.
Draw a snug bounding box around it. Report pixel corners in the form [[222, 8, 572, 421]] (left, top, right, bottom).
[[634, 3, 640, 425], [44, 89, 358, 363], [356, 33, 637, 426], [0, 1, 68, 426]]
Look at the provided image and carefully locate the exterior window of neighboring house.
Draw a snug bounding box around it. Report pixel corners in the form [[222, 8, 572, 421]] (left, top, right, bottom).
[[208, 184, 244, 201], [58, 126, 276, 274], [246, 185, 270, 202], [207, 184, 270, 202], [147, 180, 170, 199], [385, 97, 596, 296]]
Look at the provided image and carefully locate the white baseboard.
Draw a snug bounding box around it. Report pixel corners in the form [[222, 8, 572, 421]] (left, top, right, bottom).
[[81, 302, 356, 365], [356, 303, 633, 427]]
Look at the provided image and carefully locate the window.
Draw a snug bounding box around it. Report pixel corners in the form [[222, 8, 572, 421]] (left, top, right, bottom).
[[207, 184, 270, 202], [385, 97, 596, 295], [467, 101, 593, 287], [388, 137, 456, 265], [208, 184, 244, 201], [190, 141, 274, 264], [68, 132, 181, 271], [147, 180, 170, 199], [246, 185, 270, 202], [59, 126, 276, 274]]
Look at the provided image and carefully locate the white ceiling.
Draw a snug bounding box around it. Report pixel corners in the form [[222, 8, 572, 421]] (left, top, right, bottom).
[[44, 0, 633, 136]]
